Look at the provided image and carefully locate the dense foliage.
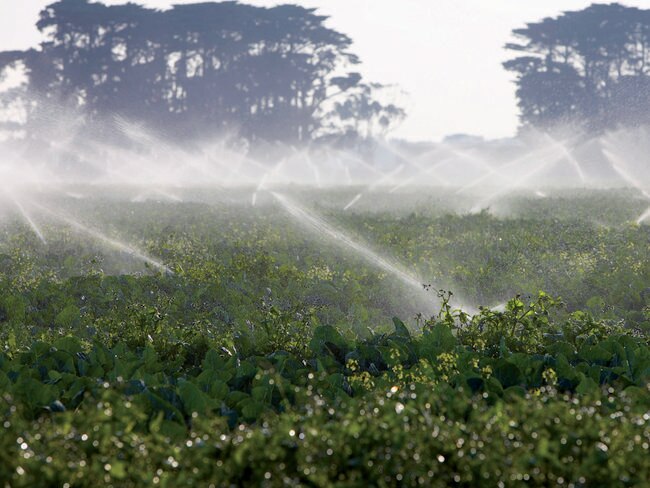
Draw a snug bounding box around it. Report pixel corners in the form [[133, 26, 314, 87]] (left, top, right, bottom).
[[0, 189, 649, 486], [2, 189, 648, 334], [0, 293, 648, 486]]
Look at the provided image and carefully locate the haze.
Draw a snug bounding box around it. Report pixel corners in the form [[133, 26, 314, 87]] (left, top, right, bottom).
[[3, 0, 650, 142]]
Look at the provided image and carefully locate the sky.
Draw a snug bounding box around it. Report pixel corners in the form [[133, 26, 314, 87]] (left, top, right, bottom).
[[2, 0, 650, 142]]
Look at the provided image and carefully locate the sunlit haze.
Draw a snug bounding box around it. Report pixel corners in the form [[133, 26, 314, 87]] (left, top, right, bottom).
[[1, 2, 650, 481], [3, 0, 650, 141]]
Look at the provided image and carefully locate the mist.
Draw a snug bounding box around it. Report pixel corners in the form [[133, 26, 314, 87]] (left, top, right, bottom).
[[2, 103, 649, 314], [2, 2, 650, 484]]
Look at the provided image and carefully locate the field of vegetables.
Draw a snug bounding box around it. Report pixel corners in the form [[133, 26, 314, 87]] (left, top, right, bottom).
[[0, 187, 648, 486]]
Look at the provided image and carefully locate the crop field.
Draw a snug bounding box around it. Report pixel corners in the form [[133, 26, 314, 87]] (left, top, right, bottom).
[[4, 0, 650, 485], [0, 186, 648, 486]]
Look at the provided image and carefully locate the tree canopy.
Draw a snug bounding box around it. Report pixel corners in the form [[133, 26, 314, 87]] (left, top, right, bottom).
[[504, 3, 650, 132], [0, 0, 404, 145]]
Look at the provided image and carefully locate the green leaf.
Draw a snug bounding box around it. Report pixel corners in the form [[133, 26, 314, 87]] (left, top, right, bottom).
[[579, 344, 612, 364], [143, 345, 158, 368], [576, 374, 598, 395], [419, 324, 456, 359], [202, 349, 225, 371], [54, 304, 81, 328], [145, 390, 184, 422], [310, 326, 348, 355], [493, 360, 523, 389], [226, 391, 249, 409], [251, 385, 274, 404], [52, 336, 83, 355], [178, 379, 209, 415], [241, 399, 266, 421], [392, 317, 410, 338], [485, 376, 504, 396], [547, 341, 576, 358], [196, 370, 230, 399]]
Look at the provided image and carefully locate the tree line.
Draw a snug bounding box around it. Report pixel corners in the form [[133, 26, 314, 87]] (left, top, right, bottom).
[[0, 0, 404, 145], [505, 2, 650, 132], [2, 1, 648, 143]]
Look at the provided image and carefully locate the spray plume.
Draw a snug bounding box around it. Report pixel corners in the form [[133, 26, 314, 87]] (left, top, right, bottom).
[[271, 191, 473, 313], [26, 200, 172, 274]]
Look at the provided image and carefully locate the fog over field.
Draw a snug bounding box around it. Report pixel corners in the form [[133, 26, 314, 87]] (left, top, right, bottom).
[[0, 2, 649, 486], [1, 1, 650, 311]]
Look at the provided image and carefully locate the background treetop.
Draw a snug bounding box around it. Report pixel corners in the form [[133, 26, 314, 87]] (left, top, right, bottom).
[[505, 2, 650, 132], [0, 0, 405, 145]]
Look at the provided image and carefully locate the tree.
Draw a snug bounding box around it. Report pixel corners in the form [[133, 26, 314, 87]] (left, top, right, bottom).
[[325, 82, 405, 141], [504, 3, 650, 131], [0, 0, 404, 146]]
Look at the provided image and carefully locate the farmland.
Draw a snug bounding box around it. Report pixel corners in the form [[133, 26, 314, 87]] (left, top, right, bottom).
[[0, 187, 649, 486]]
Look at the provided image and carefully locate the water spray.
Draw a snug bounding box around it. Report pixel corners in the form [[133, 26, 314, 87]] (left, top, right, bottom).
[[343, 193, 363, 211], [7, 194, 47, 244], [388, 157, 451, 193], [271, 191, 473, 314], [467, 136, 587, 212], [26, 200, 173, 274], [636, 206, 650, 225], [454, 135, 576, 196], [343, 164, 405, 210], [601, 148, 650, 200]]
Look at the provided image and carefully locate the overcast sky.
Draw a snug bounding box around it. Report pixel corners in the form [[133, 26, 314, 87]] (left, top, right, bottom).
[[2, 0, 650, 141]]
